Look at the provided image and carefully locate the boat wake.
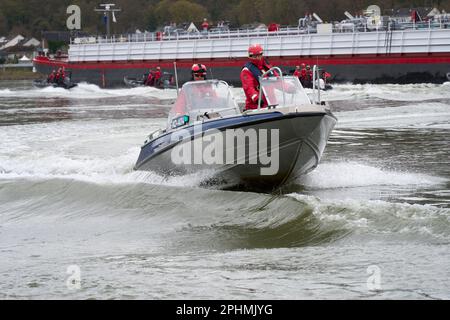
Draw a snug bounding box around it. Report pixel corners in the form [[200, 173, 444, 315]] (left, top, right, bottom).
[[0, 175, 448, 251]]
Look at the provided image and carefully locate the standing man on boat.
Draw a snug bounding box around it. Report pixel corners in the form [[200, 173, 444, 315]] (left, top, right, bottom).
[[240, 44, 276, 110], [144, 68, 154, 86], [293, 66, 301, 78], [153, 67, 162, 87]]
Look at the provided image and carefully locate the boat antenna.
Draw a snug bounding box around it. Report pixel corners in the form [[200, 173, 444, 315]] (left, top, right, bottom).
[[95, 3, 121, 37], [173, 62, 180, 96]]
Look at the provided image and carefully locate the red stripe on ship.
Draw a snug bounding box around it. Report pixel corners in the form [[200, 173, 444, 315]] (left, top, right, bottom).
[[34, 53, 450, 70]]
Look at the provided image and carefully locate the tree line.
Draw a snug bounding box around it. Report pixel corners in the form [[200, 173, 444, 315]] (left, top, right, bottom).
[[0, 0, 449, 38]]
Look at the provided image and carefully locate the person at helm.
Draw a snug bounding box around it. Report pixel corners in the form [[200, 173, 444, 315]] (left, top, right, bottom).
[[173, 64, 211, 115], [191, 63, 207, 80], [240, 44, 276, 110]]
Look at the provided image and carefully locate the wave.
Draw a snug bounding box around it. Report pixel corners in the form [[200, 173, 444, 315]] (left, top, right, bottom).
[[287, 193, 450, 241], [0, 177, 448, 251]]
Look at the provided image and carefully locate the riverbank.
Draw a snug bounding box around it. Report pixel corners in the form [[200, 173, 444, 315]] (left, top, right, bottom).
[[0, 68, 41, 80]]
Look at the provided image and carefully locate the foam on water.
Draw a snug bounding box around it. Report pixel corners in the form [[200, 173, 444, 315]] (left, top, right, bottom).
[[322, 82, 450, 102], [287, 193, 450, 240], [301, 161, 446, 189], [335, 102, 450, 129], [0, 83, 178, 101], [0, 117, 218, 188]]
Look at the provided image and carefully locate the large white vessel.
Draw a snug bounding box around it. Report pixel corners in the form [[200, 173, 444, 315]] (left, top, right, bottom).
[[33, 6, 450, 87]]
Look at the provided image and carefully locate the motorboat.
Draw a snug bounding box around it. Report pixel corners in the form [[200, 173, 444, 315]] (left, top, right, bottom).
[[124, 72, 176, 89], [32, 79, 78, 89], [134, 67, 337, 192]]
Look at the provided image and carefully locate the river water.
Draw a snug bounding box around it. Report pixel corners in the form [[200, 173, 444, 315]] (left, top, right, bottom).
[[0, 81, 449, 299]]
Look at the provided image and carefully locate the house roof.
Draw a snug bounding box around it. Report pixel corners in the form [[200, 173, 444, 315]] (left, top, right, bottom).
[[0, 35, 25, 50], [23, 38, 40, 47]]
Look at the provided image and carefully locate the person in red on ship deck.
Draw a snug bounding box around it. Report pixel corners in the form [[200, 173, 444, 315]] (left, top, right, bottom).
[[201, 18, 209, 32], [240, 44, 278, 110]]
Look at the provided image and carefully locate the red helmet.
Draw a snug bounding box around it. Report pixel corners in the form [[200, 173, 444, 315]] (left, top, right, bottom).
[[301, 63, 306, 68], [248, 44, 263, 57], [191, 64, 207, 76]]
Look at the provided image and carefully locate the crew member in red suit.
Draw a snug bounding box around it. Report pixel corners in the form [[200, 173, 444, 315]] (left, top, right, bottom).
[[300, 63, 307, 86], [201, 18, 209, 32], [55, 68, 62, 84], [60, 67, 66, 84], [144, 68, 154, 86], [153, 66, 162, 86], [47, 70, 56, 83], [240, 44, 276, 110], [293, 65, 301, 78], [305, 65, 313, 87], [172, 64, 211, 115]]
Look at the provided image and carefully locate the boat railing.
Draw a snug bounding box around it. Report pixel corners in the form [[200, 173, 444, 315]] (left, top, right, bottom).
[[145, 128, 165, 144], [312, 65, 321, 105], [257, 66, 323, 109], [258, 67, 285, 110]]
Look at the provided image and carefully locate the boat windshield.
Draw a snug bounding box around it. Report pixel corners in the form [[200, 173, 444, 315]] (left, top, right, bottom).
[[259, 76, 311, 108], [168, 80, 240, 128]]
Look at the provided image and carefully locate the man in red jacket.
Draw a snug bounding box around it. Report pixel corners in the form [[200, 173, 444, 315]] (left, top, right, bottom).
[[293, 65, 301, 78], [173, 64, 210, 115], [153, 66, 162, 86], [240, 44, 275, 110]]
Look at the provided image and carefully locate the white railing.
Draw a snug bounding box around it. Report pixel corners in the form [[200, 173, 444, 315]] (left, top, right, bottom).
[[71, 19, 450, 45], [68, 28, 450, 63]]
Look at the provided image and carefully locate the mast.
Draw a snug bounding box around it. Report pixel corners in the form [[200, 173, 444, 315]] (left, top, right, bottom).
[[94, 3, 121, 37]]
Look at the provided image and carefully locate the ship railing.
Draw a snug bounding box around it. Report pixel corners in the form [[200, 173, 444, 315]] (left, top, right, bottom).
[[70, 19, 450, 45]]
